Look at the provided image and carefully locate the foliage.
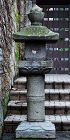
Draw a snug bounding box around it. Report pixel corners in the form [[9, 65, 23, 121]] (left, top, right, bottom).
[[59, 48, 69, 52], [60, 28, 65, 31], [12, 6, 20, 25], [2, 91, 10, 116], [8, 0, 20, 25], [15, 43, 20, 63]]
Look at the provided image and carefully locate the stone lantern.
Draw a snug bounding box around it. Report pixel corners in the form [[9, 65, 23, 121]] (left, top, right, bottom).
[[13, 4, 59, 140]]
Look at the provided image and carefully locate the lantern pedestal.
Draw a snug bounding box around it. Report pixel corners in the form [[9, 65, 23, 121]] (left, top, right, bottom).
[[16, 121, 55, 139], [16, 75, 55, 139]]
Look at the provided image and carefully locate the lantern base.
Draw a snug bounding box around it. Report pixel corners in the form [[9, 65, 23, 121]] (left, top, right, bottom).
[[16, 121, 55, 139]]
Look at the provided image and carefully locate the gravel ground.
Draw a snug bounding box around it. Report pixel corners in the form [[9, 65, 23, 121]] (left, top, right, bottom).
[[1, 131, 70, 140]]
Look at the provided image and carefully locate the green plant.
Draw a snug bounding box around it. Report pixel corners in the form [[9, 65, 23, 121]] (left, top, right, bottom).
[[15, 43, 20, 63], [2, 91, 10, 116], [8, 0, 20, 25], [60, 28, 65, 31], [59, 48, 69, 52], [12, 6, 20, 24]]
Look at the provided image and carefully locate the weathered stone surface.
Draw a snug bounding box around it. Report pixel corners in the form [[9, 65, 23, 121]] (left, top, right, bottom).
[[28, 5, 44, 26], [27, 76, 44, 97], [25, 42, 47, 60], [16, 121, 55, 139], [19, 60, 53, 75], [27, 76, 45, 121], [13, 4, 59, 42], [0, 0, 20, 128], [14, 2, 58, 139], [0, 101, 3, 139], [3, 131, 70, 140], [13, 25, 59, 42]]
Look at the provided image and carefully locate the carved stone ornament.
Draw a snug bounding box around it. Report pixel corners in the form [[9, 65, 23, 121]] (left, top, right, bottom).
[[19, 60, 53, 75]]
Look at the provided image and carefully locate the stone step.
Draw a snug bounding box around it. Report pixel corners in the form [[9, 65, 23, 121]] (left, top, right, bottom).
[[4, 114, 70, 132], [13, 74, 70, 89], [7, 100, 70, 115], [10, 89, 70, 101], [10, 90, 27, 101], [13, 77, 27, 90], [45, 74, 70, 89], [45, 89, 70, 101], [14, 75, 70, 84]]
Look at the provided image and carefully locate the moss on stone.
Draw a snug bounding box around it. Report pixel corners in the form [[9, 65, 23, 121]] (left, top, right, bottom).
[[15, 43, 20, 63], [15, 26, 48, 36], [14, 26, 58, 37], [2, 91, 10, 116]]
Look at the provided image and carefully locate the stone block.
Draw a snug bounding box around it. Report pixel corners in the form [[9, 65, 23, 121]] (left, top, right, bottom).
[[19, 60, 53, 75], [16, 121, 55, 139]]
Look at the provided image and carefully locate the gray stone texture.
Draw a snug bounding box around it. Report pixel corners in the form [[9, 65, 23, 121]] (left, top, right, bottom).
[[0, 76, 3, 139], [19, 60, 53, 75], [16, 121, 55, 139], [27, 76, 45, 121], [0, 101, 3, 139], [14, 2, 59, 139], [0, 0, 22, 137], [25, 42, 46, 60], [2, 131, 70, 140]]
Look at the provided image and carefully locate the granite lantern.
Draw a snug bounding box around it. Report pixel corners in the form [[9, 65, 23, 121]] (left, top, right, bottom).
[[13, 4, 59, 139]]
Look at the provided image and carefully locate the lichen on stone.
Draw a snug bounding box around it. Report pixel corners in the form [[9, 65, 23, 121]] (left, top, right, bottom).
[[14, 25, 59, 37]]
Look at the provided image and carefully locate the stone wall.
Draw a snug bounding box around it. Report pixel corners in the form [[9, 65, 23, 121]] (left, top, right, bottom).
[[0, 0, 32, 138], [19, 0, 32, 60], [0, 0, 19, 138]]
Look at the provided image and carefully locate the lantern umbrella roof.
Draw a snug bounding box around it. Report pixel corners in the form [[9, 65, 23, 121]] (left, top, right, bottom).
[[13, 25, 59, 43], [13, 4, 59, 43]]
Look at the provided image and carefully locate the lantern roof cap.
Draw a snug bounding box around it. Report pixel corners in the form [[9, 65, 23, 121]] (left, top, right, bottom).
[[13, 25, 59, 42]]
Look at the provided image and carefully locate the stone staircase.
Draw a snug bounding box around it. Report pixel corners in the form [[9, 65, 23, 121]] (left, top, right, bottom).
[[4, 74, 70, 133]]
